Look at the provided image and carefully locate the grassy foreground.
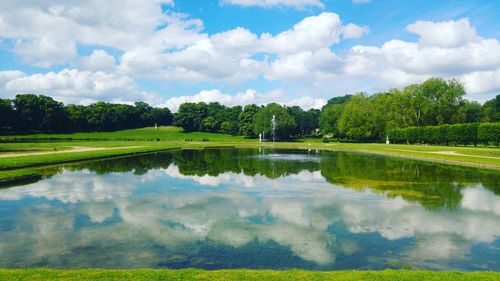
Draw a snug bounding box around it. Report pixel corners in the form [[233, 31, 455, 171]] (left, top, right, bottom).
[[0, 269, 498, 281]]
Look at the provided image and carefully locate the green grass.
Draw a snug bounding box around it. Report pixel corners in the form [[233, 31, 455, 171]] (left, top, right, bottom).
[[0, 269, 498, 281], [0, 126, 248, 141]]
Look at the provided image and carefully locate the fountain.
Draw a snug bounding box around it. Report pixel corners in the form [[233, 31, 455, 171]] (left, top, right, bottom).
[[271, 114, 276, 144]]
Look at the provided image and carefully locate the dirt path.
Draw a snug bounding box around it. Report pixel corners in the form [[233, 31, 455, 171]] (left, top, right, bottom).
[[0, 146, 142, 158], [428, 150, 500, 160]]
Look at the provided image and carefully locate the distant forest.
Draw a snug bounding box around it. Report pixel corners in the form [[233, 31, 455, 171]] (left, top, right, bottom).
[[0, 77, 499, 143]]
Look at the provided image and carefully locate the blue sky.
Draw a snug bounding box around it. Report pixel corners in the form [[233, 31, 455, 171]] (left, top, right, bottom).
[[0, 0, 499, 110]]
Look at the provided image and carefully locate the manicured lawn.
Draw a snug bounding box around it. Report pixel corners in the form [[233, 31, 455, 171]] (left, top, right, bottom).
[[0, 126, 248, 141], [0, 269, 498, 281]]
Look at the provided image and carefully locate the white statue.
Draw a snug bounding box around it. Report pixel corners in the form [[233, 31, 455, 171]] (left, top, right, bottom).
[[386, 136, 390, 144]]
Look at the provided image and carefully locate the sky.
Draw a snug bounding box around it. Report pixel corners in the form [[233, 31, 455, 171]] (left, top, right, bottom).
[[0, 0, 499, 111]]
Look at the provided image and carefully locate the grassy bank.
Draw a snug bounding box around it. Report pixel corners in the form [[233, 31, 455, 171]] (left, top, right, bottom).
[[0, 126, 249, 141], [1, 126, 499, 183], [0, 269, 498, 281]]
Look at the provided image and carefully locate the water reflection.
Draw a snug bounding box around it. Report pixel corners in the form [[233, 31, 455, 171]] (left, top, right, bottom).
[[0, 149, 498, 270]]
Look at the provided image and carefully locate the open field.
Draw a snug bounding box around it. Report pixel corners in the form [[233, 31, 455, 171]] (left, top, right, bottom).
[[0, 269, 498, 281], [1, 126, 499, 183]]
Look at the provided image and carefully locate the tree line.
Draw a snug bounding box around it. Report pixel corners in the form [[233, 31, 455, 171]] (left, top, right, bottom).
[[0, 94, 173, 133], [172, 102, 319, 140], [1, 77, 499, 143], [320, 78, 499, 142]]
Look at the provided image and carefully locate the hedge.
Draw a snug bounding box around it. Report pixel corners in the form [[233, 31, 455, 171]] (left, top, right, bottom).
[[388, 122, 500, 147]]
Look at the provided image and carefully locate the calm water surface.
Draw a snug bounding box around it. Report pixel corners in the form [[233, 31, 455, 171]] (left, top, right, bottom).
[[0, 149, 499, 270]]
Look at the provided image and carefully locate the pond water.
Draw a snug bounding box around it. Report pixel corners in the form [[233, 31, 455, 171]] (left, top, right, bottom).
[[0, 148, 499, 270]]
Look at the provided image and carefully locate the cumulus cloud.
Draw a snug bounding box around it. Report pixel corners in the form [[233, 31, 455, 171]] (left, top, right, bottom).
[[406, 18, 479, 48], [1, 2, 499, 104], [141, 12, 365, 83], [260, 13, 344, 54], [0, 0, 179, 67], [220, 0, 325, 9], [80, 50, 117, 72], [0, 69, 161, 105], [163, 88, 326, 111], [341, 23, 370, 39], [330, 18, 500, 99]]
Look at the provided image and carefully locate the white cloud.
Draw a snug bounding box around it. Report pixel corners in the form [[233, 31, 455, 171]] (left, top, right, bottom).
[[2, 3, 499, 104], [461, 187, 500, 216], [221, 0, 325, 9], [163, 88, 326, 112], [1, 69, 161, 105], [328, 18, 500, 99], [341, 23, 370, 39], [260, 13, 344, 54], [407, 18, 479, 48], [80, 50, 117, 72], [144, 12, 364, 83], [0, 0, 189, 67]]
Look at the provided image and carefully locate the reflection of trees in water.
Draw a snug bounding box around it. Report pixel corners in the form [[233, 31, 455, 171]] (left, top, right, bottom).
[[319, 152, 500, 209], [66, 152, 174, 175], [17, 148, 500, 209], [166, 149, 500, 209], [171, 149, 318, 179]]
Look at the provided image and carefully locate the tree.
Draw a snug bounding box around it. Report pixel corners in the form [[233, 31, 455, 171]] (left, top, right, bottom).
[[66, 104, 90, 131], [253, 103, 296, 140], [369, 92, 399, 141], [339, 93, 376, 142], [173, 102, 208, 132], [326, 95, 352, 106], [220, 121, 239, 135], [202, 116, 219, 132], [287, 106, 320, 136], [13, 94, 68, 132], [146, 107, 173, 126], [419, 78, 466, 125], [482, 95, 500, 122], [319, 104, 344, 138], [239, 104, 260, 136], [0, 98, 15, 131], [216, 105, 242, 132], [454, 101, 483, 123]]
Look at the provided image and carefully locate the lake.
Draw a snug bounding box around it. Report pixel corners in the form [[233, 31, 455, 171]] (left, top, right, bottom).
[[0, 148, 499, 270]]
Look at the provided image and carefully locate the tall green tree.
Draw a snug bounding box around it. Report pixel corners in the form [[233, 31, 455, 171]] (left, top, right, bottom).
[[482, 95, 500, 122], [319, 104, 344, 138], [13, 94, 68, 132], [239, 104, 260, 136], [253, 103, 296, 140], [339, 93, 376, 141], [419, 78, 466, 125], [173, 102, 208, 132], [454, 101, 483, 123], [0, 98, 15, 131]]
